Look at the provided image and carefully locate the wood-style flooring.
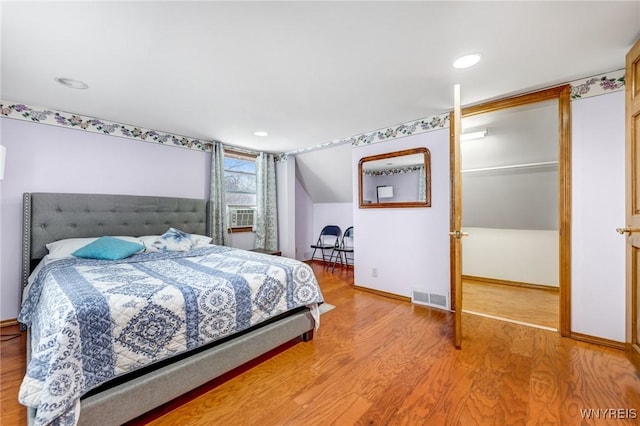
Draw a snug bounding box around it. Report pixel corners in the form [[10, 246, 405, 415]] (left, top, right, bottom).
[[462, 279, 559, 330], [1, 263, 639, 425]]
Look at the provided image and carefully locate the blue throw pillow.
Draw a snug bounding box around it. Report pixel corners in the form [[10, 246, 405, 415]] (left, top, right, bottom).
[[72, 236, 144, 260]]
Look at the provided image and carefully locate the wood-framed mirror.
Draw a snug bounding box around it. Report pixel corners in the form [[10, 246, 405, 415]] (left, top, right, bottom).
[[358, 147, 431, 208]]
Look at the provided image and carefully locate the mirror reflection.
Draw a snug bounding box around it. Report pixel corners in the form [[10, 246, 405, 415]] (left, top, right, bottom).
[[359, 147, 431, 208]]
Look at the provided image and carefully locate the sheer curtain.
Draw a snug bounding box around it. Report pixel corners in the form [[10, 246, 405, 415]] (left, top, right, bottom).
[[254, 152, 278, 251], [417, 165, 426, 202], [209, 141, 227, 245]]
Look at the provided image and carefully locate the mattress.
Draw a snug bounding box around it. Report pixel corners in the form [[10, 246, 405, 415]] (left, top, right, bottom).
[[18, 245, 323, 425]]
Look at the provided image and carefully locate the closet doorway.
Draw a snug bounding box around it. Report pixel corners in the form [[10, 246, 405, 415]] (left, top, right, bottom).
[[451, 86, 571, 337]]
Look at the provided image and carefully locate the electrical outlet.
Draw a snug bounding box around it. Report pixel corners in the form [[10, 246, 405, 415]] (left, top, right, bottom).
[[372, 268, 378, 277]]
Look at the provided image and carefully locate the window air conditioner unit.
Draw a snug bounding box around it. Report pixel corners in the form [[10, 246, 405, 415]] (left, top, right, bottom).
[[229, 208, 256, 228]]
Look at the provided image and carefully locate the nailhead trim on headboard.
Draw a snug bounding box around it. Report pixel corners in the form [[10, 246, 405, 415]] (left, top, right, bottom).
[[22, 193, 32, 292]]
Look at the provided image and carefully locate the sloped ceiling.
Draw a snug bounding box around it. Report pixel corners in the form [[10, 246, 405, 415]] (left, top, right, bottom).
[[295, 144, 353, 203]]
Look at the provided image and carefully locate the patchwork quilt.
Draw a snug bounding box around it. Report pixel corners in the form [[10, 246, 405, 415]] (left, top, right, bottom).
[[18, 246, 323, 426]]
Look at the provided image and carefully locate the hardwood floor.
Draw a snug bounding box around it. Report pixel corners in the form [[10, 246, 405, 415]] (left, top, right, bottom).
[[462, 279, 559, 330], [0, 325, 26, 425], [2, 263, 639, 425]]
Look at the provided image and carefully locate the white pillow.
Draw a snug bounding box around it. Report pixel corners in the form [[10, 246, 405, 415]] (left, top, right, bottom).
[[153, 228, 194, 252], [46, 236, 143, 260], [139, 232, 212, 252], [191, 234, 213, 247], [139, 235, 162, 252]]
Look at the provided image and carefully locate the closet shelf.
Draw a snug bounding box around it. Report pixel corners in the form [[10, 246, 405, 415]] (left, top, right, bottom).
[[461, 161, 558, 174]]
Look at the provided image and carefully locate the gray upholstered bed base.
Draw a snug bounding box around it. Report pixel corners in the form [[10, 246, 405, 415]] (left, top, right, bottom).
[[28, 310, 314, 425], [22, 192, 315, 425]]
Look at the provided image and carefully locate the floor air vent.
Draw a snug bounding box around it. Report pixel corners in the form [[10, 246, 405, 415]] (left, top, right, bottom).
[[412, 289, 450, 311]]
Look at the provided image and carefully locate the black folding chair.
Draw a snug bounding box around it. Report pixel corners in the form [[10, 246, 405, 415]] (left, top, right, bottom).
[[331, 226, 354, 272], [310, 225, 341, 268]]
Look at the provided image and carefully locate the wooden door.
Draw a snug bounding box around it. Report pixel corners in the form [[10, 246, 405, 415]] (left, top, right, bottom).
[[449, 85, 570, 347], [452, 86, 571, 339], [451, 85, 463, 348], [623, 38, 640, 369]]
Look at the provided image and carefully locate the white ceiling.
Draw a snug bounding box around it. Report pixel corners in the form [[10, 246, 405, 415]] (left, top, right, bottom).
[[2, 1, 639, 155]]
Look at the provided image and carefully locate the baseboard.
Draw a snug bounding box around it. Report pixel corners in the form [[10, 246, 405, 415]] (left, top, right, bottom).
[[463, 275, 559, 292], [570, 332, 626, 351], [0, 318, 19, 328], [353, 285, 411, 303]]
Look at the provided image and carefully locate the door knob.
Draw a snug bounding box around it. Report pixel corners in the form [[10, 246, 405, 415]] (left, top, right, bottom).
[[449, 230, 469, 239], [616, 227, 640, 235]]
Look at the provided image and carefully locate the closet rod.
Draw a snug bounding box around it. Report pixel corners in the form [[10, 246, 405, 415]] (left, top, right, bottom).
[[461, 161, 558, 174]]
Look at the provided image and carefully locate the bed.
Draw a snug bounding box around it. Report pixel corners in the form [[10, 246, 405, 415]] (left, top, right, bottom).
[[18, 192, 323, 426]]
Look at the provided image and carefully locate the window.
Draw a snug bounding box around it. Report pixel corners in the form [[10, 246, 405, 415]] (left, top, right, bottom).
[[224, 151, 257, 231]]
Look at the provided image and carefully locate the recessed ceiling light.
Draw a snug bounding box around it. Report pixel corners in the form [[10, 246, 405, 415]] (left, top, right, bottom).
[[253, 131, 269, 137], [453, 54, 481, 69], [55, 77, 89, 89]]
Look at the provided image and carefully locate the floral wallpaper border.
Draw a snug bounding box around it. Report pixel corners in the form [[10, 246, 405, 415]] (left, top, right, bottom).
[[348, 114, 450, 149], [0, 102, 214, 152], [0, 69, 626, 159], [364, 164, 424, 176], [570, 68, 625, 99], [280, 113, 450, 157]]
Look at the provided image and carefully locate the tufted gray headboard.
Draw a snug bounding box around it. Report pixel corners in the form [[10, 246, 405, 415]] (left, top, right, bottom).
[[22, 192, 210, 289]]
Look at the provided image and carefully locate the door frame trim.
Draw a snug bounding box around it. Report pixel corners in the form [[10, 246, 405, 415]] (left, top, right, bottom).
[[449, 85, 572, 337], [625, 38, 640, 369]]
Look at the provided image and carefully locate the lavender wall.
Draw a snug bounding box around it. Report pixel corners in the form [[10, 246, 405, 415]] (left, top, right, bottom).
[[572, 90, 625, 342], [276, 156, 297, 259], [0, 118, 210, 320], [295, 177, 314, 260], [353, 129, 451, 304]]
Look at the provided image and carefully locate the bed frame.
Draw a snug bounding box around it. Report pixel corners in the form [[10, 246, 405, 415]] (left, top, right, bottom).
[[21, 192, 315, 426]]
